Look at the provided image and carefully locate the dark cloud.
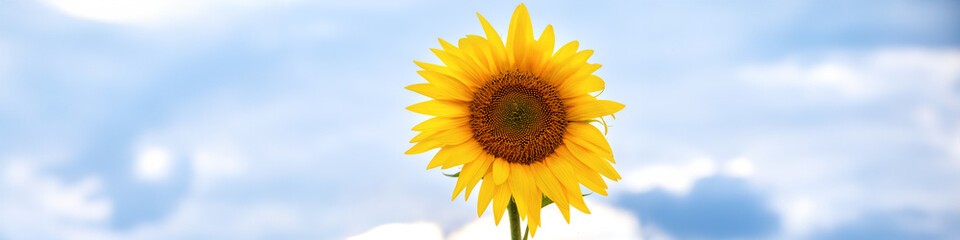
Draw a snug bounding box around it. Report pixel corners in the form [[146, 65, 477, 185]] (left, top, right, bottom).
[[617, 176, 779, 239], [812, 209, 960, 240]]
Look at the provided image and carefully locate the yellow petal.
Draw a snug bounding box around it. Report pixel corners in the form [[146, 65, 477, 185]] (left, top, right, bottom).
[[555, 145, 608, 195], [459, 36, 494, 74], [556, 63, 601, 90], [544, 155, 578, 194], [441, 38, 495, 80], [493, 158, 510, 185], [438, 38, 464, 56], [406, 100, 470, 117], [506, 3, 534, 68], [531, 163, 567, 206], [456, 154, 493, 201], [553, 41, 579, 59], [544, 156, 590, 213], [566, 100, 625, 121], [559, 75, 605, 98], [470, 35, 502, 72], [565, 184, 590, 214], [405, 140, 442, 155], [566, 136, 615, 164], [409, 130, 439, 143], [431, 48, 482, 87], [531, 162, 569, 222], [539, 41, 579, 76], [423, 126, 472, 145], [527, 188, 542, 237], [563, 92, 597, 107], [417, 71, 473, 101], [570, 161, 609, 196], [405, 83, 451, 100], [464, 154, 494, 201], [476, 13, 503, 48], [428, 141, 480, 169], [566, 122, 614, 161], [414, 60, 446, 72], [411, 117, 469, 132], [414, 61, 477, 90], [508, 163, 533, 219], [537, 25, 555, 54], [547, 50, 594, 85], [441, 140, 484, 169], [477, 171, 496, 217], [450, 154, 486, 200], [554, 194, 572, 223], [565, 140, 621, 180], [476, 13, 509, 70], [426, 147, 447, 169], [532, 25, 555, 72], [492, 183, 511, 225]]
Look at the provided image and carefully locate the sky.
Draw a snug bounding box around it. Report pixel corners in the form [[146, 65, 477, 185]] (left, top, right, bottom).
[[0, 0, 958, 239]]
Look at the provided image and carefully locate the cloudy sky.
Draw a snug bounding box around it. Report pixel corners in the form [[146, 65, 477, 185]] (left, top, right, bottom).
[[1, 0, 958, 239]]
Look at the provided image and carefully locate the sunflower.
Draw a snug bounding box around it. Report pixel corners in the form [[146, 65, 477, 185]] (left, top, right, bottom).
[[405, 4, 623, 236]]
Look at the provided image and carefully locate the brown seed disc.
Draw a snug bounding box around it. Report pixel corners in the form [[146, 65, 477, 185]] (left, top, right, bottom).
[[469, 70, 567, 165]]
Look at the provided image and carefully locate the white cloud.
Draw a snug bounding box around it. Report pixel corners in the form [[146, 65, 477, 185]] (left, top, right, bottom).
[[736, 48, 960, 238], [621, 158, 717, 195], [189, 147, 247, 189], [234, 205, 303, 233], [40, 0, 416, 26], [724, 157, 755, 178], [39, 177, 111, 221], [1, 161, 112, 222], [119, 201, 320, 240], [621, 157, 759, 195], [40, 0, 291, 25], [779, 197, 817, 236], [346, 222, 443, 240], [741, 60, 869, 98], [0, 161, 114, 239], [134, 146, 174, 182], [485, 202, 643, 240], [345, 202, 646, 240], [914, 105, 960, 164], [454, 201, 644, 240], [738, 48, 960, 102]]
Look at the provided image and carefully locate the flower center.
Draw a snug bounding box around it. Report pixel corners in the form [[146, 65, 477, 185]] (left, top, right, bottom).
[[469, 71, 567, 164]]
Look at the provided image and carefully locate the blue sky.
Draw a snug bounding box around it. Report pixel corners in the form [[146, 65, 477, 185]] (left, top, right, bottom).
[[1, 0, 958, 239]]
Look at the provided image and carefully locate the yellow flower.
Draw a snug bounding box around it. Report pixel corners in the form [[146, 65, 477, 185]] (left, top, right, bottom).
[[405, 3, 623, 236]]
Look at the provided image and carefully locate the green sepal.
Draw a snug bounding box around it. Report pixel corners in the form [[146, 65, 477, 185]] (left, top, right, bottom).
[[443, 171, 460, 177], [541, 195, 554, 208], [540, 193, 594, 208]]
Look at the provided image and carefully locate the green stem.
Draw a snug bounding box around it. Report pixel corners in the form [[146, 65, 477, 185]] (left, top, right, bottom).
[[523, 226, 530, 240], [508, 198, 521, 240]]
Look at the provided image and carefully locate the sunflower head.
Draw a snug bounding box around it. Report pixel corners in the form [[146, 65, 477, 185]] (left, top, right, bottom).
[[406, 3, 624, 236], [470, 70, 567, 165]]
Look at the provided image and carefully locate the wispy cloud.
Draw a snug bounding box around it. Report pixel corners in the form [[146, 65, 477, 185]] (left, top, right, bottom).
[[0, 161, 113, 239], [738, 48, 960, 102]]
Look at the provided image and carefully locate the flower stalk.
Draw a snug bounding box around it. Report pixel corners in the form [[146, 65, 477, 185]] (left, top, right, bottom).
[[508, 198, 521, 240]]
